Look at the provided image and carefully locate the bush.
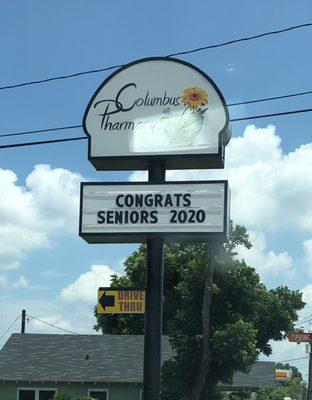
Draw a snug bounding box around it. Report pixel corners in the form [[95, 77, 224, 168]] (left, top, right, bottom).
[[52, 394, 94, 400], [52, 395, 74, 400]]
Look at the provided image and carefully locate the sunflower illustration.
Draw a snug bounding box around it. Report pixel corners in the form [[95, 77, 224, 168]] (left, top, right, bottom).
[[181, 87, 208, 110]]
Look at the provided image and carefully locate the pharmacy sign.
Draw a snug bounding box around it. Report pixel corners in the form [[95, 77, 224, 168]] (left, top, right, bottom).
[[83, 57, 231, 170]]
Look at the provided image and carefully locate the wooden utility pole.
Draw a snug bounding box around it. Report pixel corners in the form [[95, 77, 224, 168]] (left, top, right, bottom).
[[21, 310, 26, 334]]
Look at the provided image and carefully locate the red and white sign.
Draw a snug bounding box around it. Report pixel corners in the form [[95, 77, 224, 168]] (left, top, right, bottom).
[[275, 369, 292, 382], [288, 332, 312, 342]]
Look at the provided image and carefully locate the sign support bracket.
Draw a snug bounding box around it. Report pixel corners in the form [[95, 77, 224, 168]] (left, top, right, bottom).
[[143, 160, 166, 400]]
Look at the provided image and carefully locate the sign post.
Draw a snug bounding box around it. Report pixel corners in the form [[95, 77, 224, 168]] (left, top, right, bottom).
[[80, 57, 231, 400], [288, 332, 312, 400], [143, 161, 166, 400], [309, 346, 312, 400]]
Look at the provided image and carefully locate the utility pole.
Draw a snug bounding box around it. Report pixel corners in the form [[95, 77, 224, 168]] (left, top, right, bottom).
[[21, 310, 26, 334], [308, 343, 312, 400]]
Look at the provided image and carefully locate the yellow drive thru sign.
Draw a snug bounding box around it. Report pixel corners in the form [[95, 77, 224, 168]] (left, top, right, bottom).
[[97, 288, 145, 314]]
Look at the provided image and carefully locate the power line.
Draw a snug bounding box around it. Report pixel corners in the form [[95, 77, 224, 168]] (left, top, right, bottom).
[[0, 64, 124, 91], [0, 22, 311, 92], [276, 356, 309, 363], [0, 314, 21, 342], [1, 106, 312, 147], [227, 89, 312, 107], [0, 124, 82, 139], [0, 88, 311, 140], [0, 136, 87, 149], [230, 107, 312, 122], [27, 315, 79, 335], [294, 321, 311, 326], [295, 313, 312, 325], [167, 22, 312, 57]]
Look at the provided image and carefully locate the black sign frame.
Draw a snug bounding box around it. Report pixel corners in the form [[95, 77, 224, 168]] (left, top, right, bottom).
[[79, 180, 230, 244]]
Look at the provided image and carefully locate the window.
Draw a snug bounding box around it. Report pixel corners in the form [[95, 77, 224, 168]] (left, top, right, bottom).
[[88, 389, 108, 400], [18, 388, 56, 400], [18, 390, 35, 400], [39, 390, 56, 400]]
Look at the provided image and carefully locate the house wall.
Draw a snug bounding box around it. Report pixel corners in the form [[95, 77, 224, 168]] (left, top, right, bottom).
[[0, 381, 142, 400]]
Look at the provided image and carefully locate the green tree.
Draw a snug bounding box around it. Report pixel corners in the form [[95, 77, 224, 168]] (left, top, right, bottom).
[[256, 377, 305, 400], [94, 224, 304, 400]]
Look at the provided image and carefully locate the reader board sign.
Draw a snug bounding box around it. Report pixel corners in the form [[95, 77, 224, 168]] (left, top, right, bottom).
[[83, 57, 231, 171], [98, 288, 145, 314], [288, 332, 312, 343], [79, 181, 230, 243]]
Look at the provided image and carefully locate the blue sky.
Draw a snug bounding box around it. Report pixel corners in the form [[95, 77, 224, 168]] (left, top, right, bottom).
[[0, 0, 312, 381]]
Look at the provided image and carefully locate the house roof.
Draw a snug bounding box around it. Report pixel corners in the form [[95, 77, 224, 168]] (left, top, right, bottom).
[[0, 333, 275, 388], [221, 362, 276, 389], [0, 333, 171, 383]]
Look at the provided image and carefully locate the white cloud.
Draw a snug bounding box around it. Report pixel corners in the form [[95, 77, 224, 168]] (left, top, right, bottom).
[[0, 297, 97, 344], [12, 275, 49, 291], [0, 225, 49, 270], [0, 275, 6, 286], [225, 124, 282, 167], [13, 275, 29, 288], [301, 284, 312, 308], [130, 170, 148, 182], [292, 284, 312, 334], [130, 125, 312, 280], [130, 125, 312, 234], [60, 264, 117, 304], [25, 164, 82, 232], [236, 231, 294, 279], [303, 240, 312, 277], [31, 314, 74, 332], [0, 164, 84, 270], [39, 270, 69, 278]]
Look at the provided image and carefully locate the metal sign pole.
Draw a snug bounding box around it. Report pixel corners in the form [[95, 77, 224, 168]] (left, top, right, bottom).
[[143, 161, 166, 400], [309, 344, 312, 400]]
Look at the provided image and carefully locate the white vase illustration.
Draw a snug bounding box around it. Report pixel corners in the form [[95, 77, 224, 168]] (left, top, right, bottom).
[[159, 107, 208, 147]]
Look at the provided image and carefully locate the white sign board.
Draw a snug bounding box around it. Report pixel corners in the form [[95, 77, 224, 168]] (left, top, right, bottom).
[[79, 181, 230, 243], [83, 57, 231, 170]]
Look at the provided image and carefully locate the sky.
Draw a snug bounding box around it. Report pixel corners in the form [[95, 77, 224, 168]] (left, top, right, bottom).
[[0, 0, 312, 382]]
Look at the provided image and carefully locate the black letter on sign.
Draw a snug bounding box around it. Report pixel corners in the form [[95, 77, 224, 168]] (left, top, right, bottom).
[[183, 193, 191, 207], [97, 211, 106, 224], [150, 210, 158, 224], [116, 195, 124, 207]]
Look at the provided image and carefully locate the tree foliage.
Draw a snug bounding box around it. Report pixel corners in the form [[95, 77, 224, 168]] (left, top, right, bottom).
[[52, 394, 94, 400], [256, 377, 305, 400], [94, 224, 304, 399]]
